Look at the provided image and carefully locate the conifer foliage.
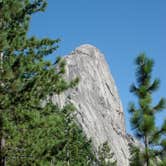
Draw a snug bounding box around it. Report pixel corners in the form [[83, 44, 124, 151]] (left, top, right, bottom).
[[97, 142, 117, 166], [129, 54, 166, 166], [0, 0, 95, 165]]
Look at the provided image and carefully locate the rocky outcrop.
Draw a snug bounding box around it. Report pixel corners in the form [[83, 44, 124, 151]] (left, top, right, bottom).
[[52, 44, 130, 166]]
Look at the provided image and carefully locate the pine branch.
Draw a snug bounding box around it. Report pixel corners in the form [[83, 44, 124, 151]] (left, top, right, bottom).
[[148, 79, 160, 92], [153, 98, 166, 112], [128, 102, 137, 113], [130, 84, 139, 96]]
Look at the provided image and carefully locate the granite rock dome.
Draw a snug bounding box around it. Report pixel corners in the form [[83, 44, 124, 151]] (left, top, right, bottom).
[[52, 44, 130, 166]]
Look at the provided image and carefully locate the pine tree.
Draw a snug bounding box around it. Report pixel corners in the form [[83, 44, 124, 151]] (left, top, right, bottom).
[[4, 103, 96, 166], [129, 54, 166, 166], [97, 142, 117, 166], [129, 144, 144, 166], [0, 0, 96, 165]]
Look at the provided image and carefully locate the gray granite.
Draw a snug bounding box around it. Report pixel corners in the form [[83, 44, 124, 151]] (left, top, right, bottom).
[[52, 44, 130, 166]]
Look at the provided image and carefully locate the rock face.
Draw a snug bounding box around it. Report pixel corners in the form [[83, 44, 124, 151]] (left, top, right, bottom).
[[52, 44, 130, 166]]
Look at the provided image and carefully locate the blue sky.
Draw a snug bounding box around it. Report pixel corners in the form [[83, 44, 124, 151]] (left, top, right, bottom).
[[29, 0, 166, 134]]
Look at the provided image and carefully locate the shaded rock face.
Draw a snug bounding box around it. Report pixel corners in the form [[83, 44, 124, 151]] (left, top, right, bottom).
[[52, 44, 130, 166]]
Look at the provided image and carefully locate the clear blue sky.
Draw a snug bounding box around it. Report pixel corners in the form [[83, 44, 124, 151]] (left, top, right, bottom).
[[29, 0, 166, 134]]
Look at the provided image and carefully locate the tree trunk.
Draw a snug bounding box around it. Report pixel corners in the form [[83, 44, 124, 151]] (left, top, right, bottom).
[[0, 53, 5, 166], [145, 136, 149, 166], [0, 52, 3, 71], [0, 112, 5, 166]]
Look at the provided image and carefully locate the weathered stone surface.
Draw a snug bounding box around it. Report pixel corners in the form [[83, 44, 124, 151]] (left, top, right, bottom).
[[52, 44, 130, 166]]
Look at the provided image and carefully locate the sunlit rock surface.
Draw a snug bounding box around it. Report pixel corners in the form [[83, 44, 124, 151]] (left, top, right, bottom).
[[52, 44, 130, 166]]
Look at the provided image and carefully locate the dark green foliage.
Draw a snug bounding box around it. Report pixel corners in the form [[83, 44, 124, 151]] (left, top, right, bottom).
[[129, 54, 166, 166], [97, 142, 117, 166], [0, 0, 47, 50], [0, 0, 96, 165], [129, 145, 144, 166], [4, 103, 96, 165]]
